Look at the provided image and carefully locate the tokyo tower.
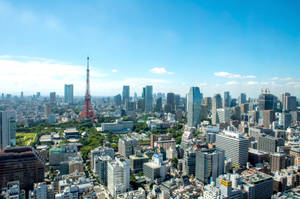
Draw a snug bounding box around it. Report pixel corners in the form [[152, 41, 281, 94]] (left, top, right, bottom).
[[78, 57, 96, 122]]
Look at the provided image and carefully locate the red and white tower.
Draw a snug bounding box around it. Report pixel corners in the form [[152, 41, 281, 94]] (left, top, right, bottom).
[[78, 57, 96, 121]]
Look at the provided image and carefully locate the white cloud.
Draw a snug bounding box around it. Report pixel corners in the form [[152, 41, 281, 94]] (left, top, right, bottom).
[[112, 69, 118, 73], [270, 77, 293, 81], [214, 72, 256, 79], [225, 81, 239, 85], [247, 81, 259, 85], [150, 67, 173, 75]]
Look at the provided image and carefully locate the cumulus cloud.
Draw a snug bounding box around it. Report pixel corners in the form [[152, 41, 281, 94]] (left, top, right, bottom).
[[214, 72, 256, 79], [150, 67, 173, 75], [112, 69, 118, 73], [247, 81, 259, 85]]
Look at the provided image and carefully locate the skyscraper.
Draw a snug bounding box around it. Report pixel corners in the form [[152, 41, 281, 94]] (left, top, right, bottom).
[[223, 91, 231, 108], [187, 87, 202, 127], [258, 89, 275, 111], [155, 97, 162, 113], [165, 93, 175, 113], [64, 84, 74, 104], [195, 148, 225, 184], [49, 92, 56, 104], [122, 85, 130, 104], [239, 93, 246, 104], [0, 111, 16, 150], [144, 85, 153, 113], [212, 94, 222, 125], [114, 94, 122, 106]]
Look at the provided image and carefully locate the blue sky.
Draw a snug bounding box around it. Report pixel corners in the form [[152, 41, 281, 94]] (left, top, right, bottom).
[[0, 0, 300, 98]]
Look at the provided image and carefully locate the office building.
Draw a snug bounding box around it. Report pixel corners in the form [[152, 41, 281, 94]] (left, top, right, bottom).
[[94, 155, 112, 186], [270, 152, 286, 172], [183, 150, 196, 176], [258, 90, 275, 110], [155, 97, 162, 112], [129, 154, 149, 173], [239, 93, 247, 104], [263, 110, 275, 129], [143, 154, 166, 181], [187, 87, 202, 127], [223, 91, 231, 108], [279, 112, 292, 129], [257, 135, 284, 153], [0, 146, 44, 191], [118, 137, 139, 158], [91, 147, 114, 169], [0, 111, 16, 149], [216, 127, 249, 167], [216, 108, 231, 124], [144, 85, 153, 112], [49, 92, 56, 104], [195, 148, 225, 184], [285, 96, 297, 111], [122, 85, 130, 104], [107, 157, 130, 197], [212, 94, 222, 125], [242, 169, 273, 199], [150, 134, 172, 148], [101, 119, 134, 133], [114, 94, 122, 106], [64, 84, 74, 104], [165, 93, 175, 113]]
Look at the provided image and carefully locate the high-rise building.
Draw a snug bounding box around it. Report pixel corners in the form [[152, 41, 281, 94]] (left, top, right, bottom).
[[107, 157, 130, 197], [223, 91, 231, 108], [0, 146, 45, 191], [90, 147, 114, 169], [239, 93, 247, 104], [49, 92, 56, 104], [279, 112, 292, 129], [195, 148, 225, 184], [155, 97, 162, 112], [64, 84, 74, 105], [270, 152, 286, 172], [257, 135, 284, 153], [216, 108, 231, 124], [94, 155, 112, 186], [144, 85, 153, 113], [187, 87, 202, 127], [263, 110, 275, 129], [0, 111, 16, 149], [114, 94, 122, 106], [258, 89, 275, 110], [118, 137, 139, 158], [280, 92, 290, 110], [165, 93, 175, 113], [285, 96, 297, 111], [183, 150, 196, 176], [122, 85, 130, 104], [212, 94, 222, 125], [215, 127, 249, 167]]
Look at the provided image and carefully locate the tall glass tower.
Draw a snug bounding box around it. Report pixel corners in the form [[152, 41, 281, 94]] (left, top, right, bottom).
[[187, 87, 202, 127]]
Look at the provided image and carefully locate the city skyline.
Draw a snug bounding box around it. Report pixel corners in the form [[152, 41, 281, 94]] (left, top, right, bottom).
[[0, 0, 300, 97]]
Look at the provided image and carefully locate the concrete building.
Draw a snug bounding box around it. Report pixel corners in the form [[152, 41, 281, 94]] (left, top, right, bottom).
[[143, 154, 166, 181], [150, 134, 172, 148], [107, 157, 130, 198], [0, 147, 44, 191], [49, 92, 56, 104], [90, 147, 114, 169], [94, 155, 112, 186], [270, 152, 286, 172], [187, 87, 202, 127], [257, 135, 284, 153], [242, 169, 273, 199], [118, 137, 139, 158], [196, 148, 225, 184], [223, 91, 231, 108], [215, 127, 249, 167], [129, 154, 149, 173], [101, 119, 134, 133]]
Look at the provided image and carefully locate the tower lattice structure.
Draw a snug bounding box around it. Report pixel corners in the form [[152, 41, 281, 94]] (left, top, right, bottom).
[[78, 57, 96, 121]]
